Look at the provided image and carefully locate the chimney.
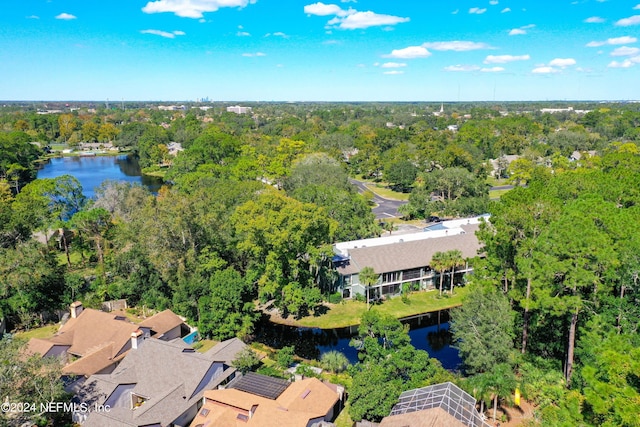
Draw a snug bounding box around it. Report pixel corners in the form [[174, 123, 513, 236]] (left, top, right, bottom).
[[131, 330, 143, 350], [70, 301, 83, 319]]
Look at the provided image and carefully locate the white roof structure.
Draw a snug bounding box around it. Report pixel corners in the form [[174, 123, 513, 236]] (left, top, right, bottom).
[[334, 215, 489, 256]]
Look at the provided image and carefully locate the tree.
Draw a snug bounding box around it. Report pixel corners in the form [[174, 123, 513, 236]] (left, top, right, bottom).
[[384, 159, 418, 192], [359, 266, 379, 310], [0, 336, 70, 426], [70, 207, 111, 269], [82, 121, 100, 142], [431, 252, 447, 296], [450, 283, 515, 375], [348, 311, 452, 422], [58, 113, 76, 142], [277, 345, 296, 368], [320, 351, 350, 373], [0, 241, 65, 329], [98, 122, 120, 142], [446, 249, 465, 295], [233, 189, 337, 317], [580, 322, 640, 426], [233, 347, 261, 374], [197, 268, 257, 340]]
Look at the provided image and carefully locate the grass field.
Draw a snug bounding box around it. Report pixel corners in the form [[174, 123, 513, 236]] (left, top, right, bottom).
[[489, 188, 512, 199], [14, 324, 59, 340], [294, 286, 468, 329], [365, 183, 410, 201]]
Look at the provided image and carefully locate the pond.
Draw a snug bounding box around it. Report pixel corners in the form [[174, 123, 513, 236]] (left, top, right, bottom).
[[36, 155, 164, 199], [254, 310, 462, 371]]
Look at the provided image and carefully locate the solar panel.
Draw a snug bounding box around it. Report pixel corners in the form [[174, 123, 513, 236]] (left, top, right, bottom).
[[228, 372, 290, 400]]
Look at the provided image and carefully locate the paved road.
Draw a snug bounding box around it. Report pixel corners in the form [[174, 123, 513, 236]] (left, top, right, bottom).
[[349, 179, 408, 219]]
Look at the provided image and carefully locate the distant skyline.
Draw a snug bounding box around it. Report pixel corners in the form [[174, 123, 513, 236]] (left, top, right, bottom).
[[2, 1, 640, 101]]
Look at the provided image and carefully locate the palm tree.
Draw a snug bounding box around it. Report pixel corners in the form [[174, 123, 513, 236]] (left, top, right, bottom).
[[321, 351, 350, 373], [431, 252, 447, 296], [446, 250, 464, 295], [485, 363, 517, 423], [359, 266, 379, 310]]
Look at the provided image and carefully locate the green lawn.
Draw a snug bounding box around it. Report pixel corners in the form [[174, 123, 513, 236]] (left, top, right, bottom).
[[489, 188, 512, 200], [195, 339, 219, 353], [364, 183, 410, 201], [14, 324, 59, 340], [296, 287, 468, 329]]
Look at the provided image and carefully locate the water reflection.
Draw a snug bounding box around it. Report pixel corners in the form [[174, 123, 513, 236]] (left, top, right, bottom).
[[254, 310, 461, 370], [37, 155, 164, 198]]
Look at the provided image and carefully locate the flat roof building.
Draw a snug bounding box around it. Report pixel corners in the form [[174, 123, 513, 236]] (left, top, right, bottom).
[[333, 216, 487, 300]]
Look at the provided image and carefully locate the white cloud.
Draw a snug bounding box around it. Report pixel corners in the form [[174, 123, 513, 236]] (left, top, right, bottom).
[[444, 64, 480, 72], [484, 54, 530, 64], [141, 29, 185, 38], [584, 16, 605, 23], [549, 58, 576, 67], [469, 7, 487, 14], [489, 0, 499, 5], [509, 28, 526, 35], [237, 31, 251, 36], [611, 46, 640, 56], [422, 41, 491, 51], [587, 36, 638, 47], [452, 9, 459, 14], [26, 15, 40, 19], [381, 62, 407, 68], [615, 15, 640, 26], [607, 57, 640, 67], [304, 2, 346, 16], [305, 3, 409, 30], [142, 0, 253, 19], [273, 31, 288, 37], [501, 7, 511, 13], [634, 4, 640, 10], [55, 13, 76, 20], [481, 66, 505, 72], [242, 52, 266, 57], [386, 46, 431, 58], [335, 11, 409, 29], [383, 70, 404, 75], [532, 66, 559, 74]]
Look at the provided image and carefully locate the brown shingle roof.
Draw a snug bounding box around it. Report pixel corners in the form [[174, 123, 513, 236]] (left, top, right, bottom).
[[192, 377, 340, 427], [50, 309, 139, 359], [338, 225, 482, 275], [138, 309, 185, 336], [380, 407, 467, 427]]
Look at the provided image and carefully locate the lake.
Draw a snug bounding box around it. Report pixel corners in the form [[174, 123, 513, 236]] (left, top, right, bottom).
[[254, 310, 462, 371], [36, 155, 164, 199]]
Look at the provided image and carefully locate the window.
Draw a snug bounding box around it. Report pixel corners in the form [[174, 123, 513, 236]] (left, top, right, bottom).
[[403, 268, 422, 280], [382, 271, 401, 283]]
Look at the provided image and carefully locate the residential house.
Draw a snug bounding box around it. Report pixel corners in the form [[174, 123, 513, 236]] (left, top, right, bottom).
[[189, 372, 342, 427], [73, 337, 246, 426], [379, 382, 489, 427], [26, 303, 189, 378], [333, 216, 486, 299]]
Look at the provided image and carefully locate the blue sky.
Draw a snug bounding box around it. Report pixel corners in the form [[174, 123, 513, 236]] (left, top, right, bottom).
[[1, 0, 640, 101]]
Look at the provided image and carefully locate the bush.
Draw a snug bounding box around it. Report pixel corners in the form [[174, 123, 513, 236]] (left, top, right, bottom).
[[328, 292, 342, 304], [355, 293, 365, 303]]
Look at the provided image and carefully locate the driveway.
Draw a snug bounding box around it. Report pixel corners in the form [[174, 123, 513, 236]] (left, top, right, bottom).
[[349, 179, 408, 219]]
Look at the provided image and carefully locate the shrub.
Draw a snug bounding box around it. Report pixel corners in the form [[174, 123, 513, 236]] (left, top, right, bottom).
[[328, 292, 342, 304]]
